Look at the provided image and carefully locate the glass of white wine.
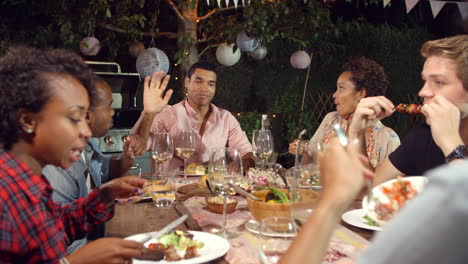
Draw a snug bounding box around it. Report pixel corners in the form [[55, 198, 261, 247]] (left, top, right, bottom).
[[252, 129, 274, 169], [151, 132, 174, 181], [208, 147, 242, 239], [175, 129, 196, 183]]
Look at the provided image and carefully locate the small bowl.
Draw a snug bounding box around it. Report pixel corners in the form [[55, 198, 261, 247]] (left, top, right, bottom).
[[205, 196, 238, 214], [247, 189, 319, 223]]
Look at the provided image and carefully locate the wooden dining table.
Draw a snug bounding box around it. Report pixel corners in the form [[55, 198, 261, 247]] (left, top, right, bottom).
[[105, 186, 375, 264]]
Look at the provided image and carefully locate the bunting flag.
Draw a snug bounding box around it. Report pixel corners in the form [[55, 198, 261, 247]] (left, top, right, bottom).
[[206, 0, 209, 6], [405, 0, 420, 14], [429, 1, 446, 18], [383, 0, 391, 8], [233, 0, 238, 8], [458, 2, 468, 22], [217, 0, 221, 8], [225, 0, 229, 7], [241, 0, 245, 6]]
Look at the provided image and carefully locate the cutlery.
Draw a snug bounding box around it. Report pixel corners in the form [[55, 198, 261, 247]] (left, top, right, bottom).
[[274, 163, 288, 187], [206, 179, 214, 196], [132, 214, 188, 244], [332, 124, 373, 204], [228, 182, 262, 201]]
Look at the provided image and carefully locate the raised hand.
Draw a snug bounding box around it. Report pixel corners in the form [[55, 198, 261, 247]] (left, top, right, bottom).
[[288, 139, 300, 154], [349, 96, 395, 136], [143, 71, 173, 115], [66, 237, 143, 264], [123, 134, 147, 157], [422, 95, 463, 156], [318, 138, 374, 202]]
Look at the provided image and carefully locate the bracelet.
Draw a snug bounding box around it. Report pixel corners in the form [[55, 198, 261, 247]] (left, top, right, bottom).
[[445, 145, 467, 163]]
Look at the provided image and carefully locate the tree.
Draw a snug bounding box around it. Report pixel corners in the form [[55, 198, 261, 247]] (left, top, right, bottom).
[[0, 0, 333, 73]]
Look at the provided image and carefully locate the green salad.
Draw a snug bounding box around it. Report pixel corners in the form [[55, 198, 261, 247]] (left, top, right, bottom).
[[363, 215, 380, 227], [158, 230, 204, 251]]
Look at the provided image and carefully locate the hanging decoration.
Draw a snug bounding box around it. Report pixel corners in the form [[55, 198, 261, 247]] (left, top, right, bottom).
[[136, 48, 170, 77], [250, 45, 267, 60], [290, 51, 311, 69], [129, 42, 145, 58], [429, 1, 446, 18], [225, 0, 229, 7], [79, 37, 101, 56], [217, 0, 221, 8], [216, 43, 241, 66], [236, 31, 260, 52], [233, 0, 239, 8]]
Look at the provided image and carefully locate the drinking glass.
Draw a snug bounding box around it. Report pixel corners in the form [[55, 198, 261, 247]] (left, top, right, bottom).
[[208, 147, 242, 239], [252, 130, 274, 169], [175, 129, 196, 183], [150, 179, 175, 207], [288, 167, 317, 229], [151, 132, 174, 180], [258, 217, 296, 264], [296, 140, 323, 189], [128, 162, 142, 178]]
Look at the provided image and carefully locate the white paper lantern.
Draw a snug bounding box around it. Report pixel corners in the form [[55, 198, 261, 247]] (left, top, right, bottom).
[[290, 51, 311, 69], [79, 37, 101, 56], [236, 31, 260, 52], [250, 45, 267, 60], [216, 43, 241, 67], [129, 42, 145, 57], [136, 48, 170, 77]]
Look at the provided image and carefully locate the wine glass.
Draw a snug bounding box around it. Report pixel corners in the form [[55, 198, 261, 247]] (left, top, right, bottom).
[[208, 147, 242, 239], [151, 132, 174, 181], [288, 167, 318, 229], [252, 130, 274, 170], [258, 217, 296, 264], [175, 129, 196, 183]]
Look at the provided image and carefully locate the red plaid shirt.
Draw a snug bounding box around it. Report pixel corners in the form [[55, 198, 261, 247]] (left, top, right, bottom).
[[0, 150, 115, 263]]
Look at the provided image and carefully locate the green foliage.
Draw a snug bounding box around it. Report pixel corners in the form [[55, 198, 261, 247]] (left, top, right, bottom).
[[236, 111, 262, 141]]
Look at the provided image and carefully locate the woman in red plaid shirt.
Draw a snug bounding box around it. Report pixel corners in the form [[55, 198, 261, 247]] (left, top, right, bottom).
[[0, 47, 147, 263]]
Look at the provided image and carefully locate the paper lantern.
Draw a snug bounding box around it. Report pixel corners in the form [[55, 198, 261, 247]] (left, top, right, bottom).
[[236, 31, 260, 52], [250, 45, 267, 60], [290, 51, 311, 69], [216, 43, 241, 67], [129, 42, 145, 57], [136, 48, 170, 77], [79, 37, 101, 56]]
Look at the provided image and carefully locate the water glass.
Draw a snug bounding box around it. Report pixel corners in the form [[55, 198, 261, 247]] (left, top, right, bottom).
[[258, 217, 296, 264], [151, 180, 175, 207], [288, 167, 318, 228], [128, 162, 142, 178]]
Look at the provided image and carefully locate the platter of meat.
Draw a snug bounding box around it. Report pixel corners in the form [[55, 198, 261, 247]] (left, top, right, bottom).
[[362, 176, 428, 226], [396, 103, 423, 114], [126, 230, 230, 263]]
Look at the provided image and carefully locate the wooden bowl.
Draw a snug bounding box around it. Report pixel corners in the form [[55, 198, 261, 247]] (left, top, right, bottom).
[[247, 189, 319, 223], [205, 196, 238, 214]]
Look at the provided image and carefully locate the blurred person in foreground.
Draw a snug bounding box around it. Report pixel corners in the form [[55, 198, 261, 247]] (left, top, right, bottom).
[[0, 46, 147, 263], [289, 57, 400, 168], [132, 61, 254, 173], [348, 35, 468, 184], [280, 138, 468, 264], [42, 72, 172, 253]]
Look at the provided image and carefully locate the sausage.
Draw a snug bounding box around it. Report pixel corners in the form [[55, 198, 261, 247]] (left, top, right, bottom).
[[396, 103, 423, 114]]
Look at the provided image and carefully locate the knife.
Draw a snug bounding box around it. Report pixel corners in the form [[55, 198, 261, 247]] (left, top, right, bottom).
[[131, 214, 188, 244], [228, 182, 262, 201]]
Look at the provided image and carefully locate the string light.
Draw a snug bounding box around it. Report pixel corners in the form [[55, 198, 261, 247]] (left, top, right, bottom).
[[196, 19, 200, 23], [175, 77, 179, 80], [272, 114, 276, 118], [236, 112, 241, 117]]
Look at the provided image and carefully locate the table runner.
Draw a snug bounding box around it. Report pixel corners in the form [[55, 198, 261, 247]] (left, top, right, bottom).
[[183, 196, 369, 264]]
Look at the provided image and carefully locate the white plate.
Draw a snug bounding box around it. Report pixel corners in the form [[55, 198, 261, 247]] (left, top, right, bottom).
[[362, 176, 428, 226], [126, 230, 230, 264], [341, 209, 382, 231], [245, 219, 296, 238]]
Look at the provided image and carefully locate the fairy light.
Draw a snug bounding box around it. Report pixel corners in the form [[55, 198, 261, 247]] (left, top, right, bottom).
[[175, 77, 179, 80], [236, 112, 241, 117]]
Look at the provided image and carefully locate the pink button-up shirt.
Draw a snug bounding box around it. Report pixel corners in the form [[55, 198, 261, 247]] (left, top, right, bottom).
[[134, 100, 252, 171]]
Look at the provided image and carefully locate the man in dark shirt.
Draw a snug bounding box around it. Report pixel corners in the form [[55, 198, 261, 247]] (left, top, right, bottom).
[[348, 34, 468, 185]]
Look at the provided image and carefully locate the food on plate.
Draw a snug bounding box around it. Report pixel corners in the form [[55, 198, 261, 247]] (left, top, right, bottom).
[[183, 245, 200, 259], [138, 247, 165, 261], [362, 215, 380, 227], [396, 103, 423, 114], [247, 167, 284, 186], [207, 196, 236, 204], [143, 230, 205, 261], [374, 176, 418, 221], [186, 163, 207, 175]]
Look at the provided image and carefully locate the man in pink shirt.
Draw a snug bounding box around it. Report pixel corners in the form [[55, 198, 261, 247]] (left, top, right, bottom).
[[133, 62, 254, 172]]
